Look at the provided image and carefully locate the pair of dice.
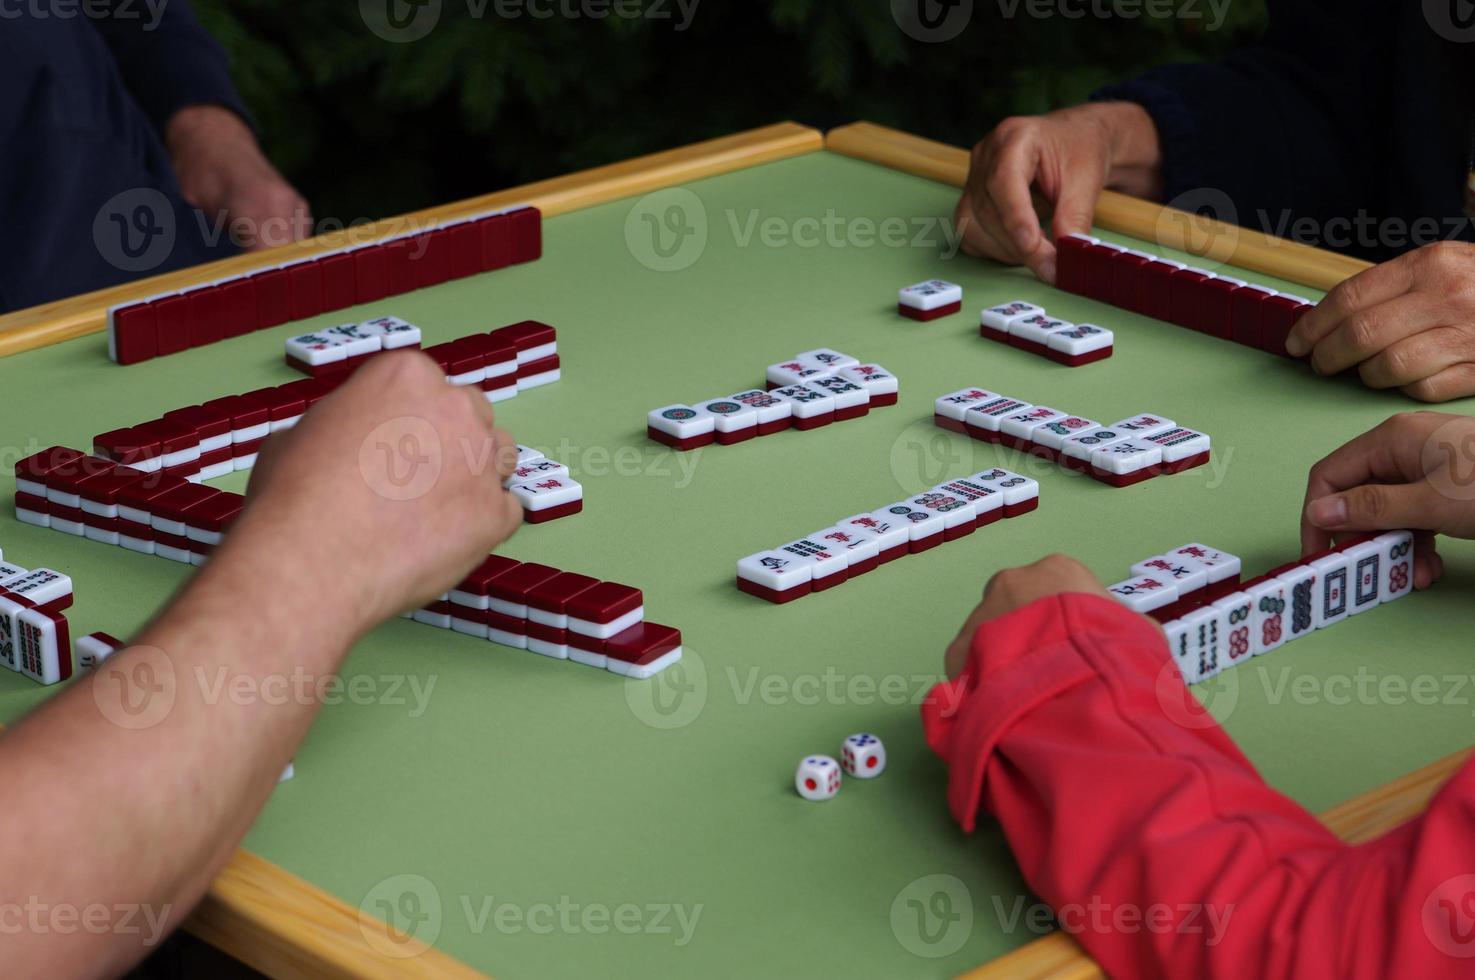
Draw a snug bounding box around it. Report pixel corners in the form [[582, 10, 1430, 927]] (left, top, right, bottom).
[[795, 733, 886, 801]]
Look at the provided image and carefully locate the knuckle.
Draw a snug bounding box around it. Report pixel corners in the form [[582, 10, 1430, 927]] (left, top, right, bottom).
[[1353, 485, 1387, 521], [1345, 313, 1381, 353]]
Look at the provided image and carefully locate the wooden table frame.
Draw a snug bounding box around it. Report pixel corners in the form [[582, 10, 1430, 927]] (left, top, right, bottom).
[[0, 120, 1466, 980]]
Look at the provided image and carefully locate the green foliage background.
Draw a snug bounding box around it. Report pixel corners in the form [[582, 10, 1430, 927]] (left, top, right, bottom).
[[192, 0, 1266, 223]]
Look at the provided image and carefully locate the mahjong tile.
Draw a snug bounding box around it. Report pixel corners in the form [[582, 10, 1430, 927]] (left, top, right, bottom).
[[1180, 605, 1227, 683], [1275, 565, 1319, 643], [1047, 323, 1114, 357], [1060, 427, 1130, 465], [795, 348, 859, 372], [808, 375, 869, 412], [934, 388, 1000, 424], [505, 459, 570, 486], [979, 300, 1043, 338], [968, 468, 1039, 508], [767, 358, 831, 388], [904, 491, 976, 535], [285, 331, 348, 367], [875, 503, 945, 550], [814, 527, 880, 573], [1032, 416, 1100, 452], [1163, 618, 1196, 683], [998, 406, 1067, 445], [963, 397, 1033, 437], [648, 404, 717, 441], [730, 389, 793, 427], [1008, 314, 1072, 347], [1107, 414, 1175, 439], [1247, 578, 1288, 655], [360, 315, 421, 350], [1147, 427, 1211, 469], [737, 550, 815, 594], [1342, 538, 1384, 616], [700, 398, 760, 438], [1310, 551, 1354, 630], [899, 279, 963, 311], [323, 322, 384, 358], [838, 364, 898, 400], [838, 513, 910, 558], [772, 383, 836, 422], [1166, 544, 1242, 586], [1214, 591, 1255, 667], [1375, 530, 1415, 603], [1106, 575, 1178, 615], [1131, 556, 1208, 597], [779, 537, 848, 584], [934, 478, 1004, 522]]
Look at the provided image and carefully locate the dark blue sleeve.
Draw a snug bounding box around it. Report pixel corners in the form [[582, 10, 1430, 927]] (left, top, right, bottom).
[[89, 0, 255, 135], [1089, 0, 1469, 258]]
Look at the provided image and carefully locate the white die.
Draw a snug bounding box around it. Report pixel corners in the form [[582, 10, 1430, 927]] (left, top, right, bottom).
[[841, 733, 886, 778], [795, 755, 842, 801]]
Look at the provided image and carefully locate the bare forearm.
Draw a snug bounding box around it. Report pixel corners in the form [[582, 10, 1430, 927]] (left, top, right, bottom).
[[0, 535, 355, 977]]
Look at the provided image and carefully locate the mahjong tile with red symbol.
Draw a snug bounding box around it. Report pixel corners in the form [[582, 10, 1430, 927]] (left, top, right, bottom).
[[813, 527, 881, 577], [795, 348, 859, 373], [1164, 544, 1242, 597], [771, 383, 835, 430], [963, 397, 1033, 442], [838, 364, 898, 406], [1214, 591, 1255, 668], [933, 388, 999, 432], [505, 459, 570, 487], [1006, 314, 1071, 351], [808, 375, 869, 421], [737, 550, 816, 604], [837, 513, 910, 563], [1247, 577, 1289, 655], [730, 389, 793, 435], [778, 538, 848, 590], [968, 468, 1039, 517], [933, 478, 1003, 526], [360, 315, 422, 350], [1146, 426, 1211, 473], [699, 398, 759, 444], [1374, 530, 1415, 603], [903, 491, 976, 541], [1058, 427, 1129, 471], [766, 358, 831, 388], [1031, 416, 1100, 455], [1089, 439, 1163, 485], [1108, 414, 1175, 440], [997, 406, 1066, 450], [1106, 575, 1179, 616], [875, 503, 945, 554], [1046, 323, 1114, 366], [898, 280, 963, 319], [285, 331, 348, 369], [16, 605, 72, 685], [647, 404, 716, 449], [1131, 556, 1209, 605], [509, 477, 583, 523], [979, 300, 1043, 342]]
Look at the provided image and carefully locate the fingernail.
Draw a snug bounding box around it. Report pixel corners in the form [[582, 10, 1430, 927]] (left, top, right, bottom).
[[1307, 496, 1348, 527]]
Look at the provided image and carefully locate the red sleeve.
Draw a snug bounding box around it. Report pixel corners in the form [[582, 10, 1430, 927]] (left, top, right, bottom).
[[921, 593, 1475, 978]]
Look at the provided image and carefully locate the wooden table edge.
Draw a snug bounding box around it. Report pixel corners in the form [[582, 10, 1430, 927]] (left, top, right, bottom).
[[0, 120, 824, 359], [824, 121, 1373, 292]]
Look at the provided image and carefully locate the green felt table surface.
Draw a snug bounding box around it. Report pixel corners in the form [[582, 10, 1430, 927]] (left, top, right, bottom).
[[3, 149, 1475, 979]]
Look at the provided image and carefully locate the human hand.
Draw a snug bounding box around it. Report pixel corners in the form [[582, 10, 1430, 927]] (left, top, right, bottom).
[[1300, 412, 1475, 588], [944, 555, 1110, 679], [166, 105, 313, 251], [224, 353, 524, 637], [953, 101, 1163, 283], [1286, 242, 1475, 402]]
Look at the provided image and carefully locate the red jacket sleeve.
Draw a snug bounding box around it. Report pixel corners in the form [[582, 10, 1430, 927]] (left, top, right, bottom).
[[921, 593, 1475, 978]]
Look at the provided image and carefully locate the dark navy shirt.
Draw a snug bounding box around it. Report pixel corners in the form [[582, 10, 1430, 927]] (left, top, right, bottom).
[[0, 2, 249, 313]]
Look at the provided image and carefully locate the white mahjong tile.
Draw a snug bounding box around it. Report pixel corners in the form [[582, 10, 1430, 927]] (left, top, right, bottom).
[[809, 375, 869, 411], [1060, 426, 1131, 464], [1106, 575, 1178, 615], [813, 527, 880, 570], [795, 348, 859, 372], [1165, 544, 1242, 585], [874, 503, 945, 544], [934, 478, 1004, 520], [1, 569, 72, 607], [1131, 556, 1208, 596], [963, 396, 1033, 435], [1275, 565, 1320, 643], [1247, 578, 1289, 655], [504, 459, 570, 487], [730, 389, 793, 426], [1047, 323, 1114, 357], [0, 561, 26, 582], [979, 300, 1044, 338], [0, 592, 24, 671], [968, 468, 1038, 506], [699, 398, 759, 434], [515, 444, 544, 467], [998, 406, 1067, 443], [285, 332, 348, 367], [838, 364, 898, 398], [1090, 439, 1163, 476], [648, 404, 716, 439], [1162, 618, 1196, 683], [772, 383, 835, 419], [778, 537, 848, 583], [905, 491, 976, 532], [1008, 314, 1072, 346], [323, 323, 384, 358], [767, 358, 831, 388], [737, 551, 816, 592], [508, 476, 583, 511], [1107, 414, 1176, 439], [934, 388, 1000, 422], [1213, 591, 1255, 669], [360, 316, 421, 350], [15, 608, 68, 685], [1343, 539, 1384, 616], [1147, 427, 1211, 464], [838, 513, 910, 555], [1032, 416, 1101, 452], [1375, 530, 1415, 603], [1180, 605, 1227, 683], [899, 279, 963, 311], [1310, 551, 1354, 630]]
